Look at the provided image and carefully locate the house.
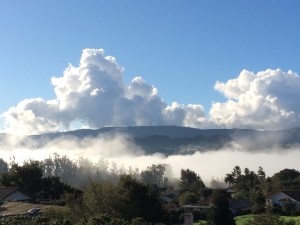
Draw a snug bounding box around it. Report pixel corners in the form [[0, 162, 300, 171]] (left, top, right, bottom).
[[160, 188, 178, 205], [0, 187, 33, 202], [182, 197, 212, 213], [266, 190, 300, 208], [183, 196, 252, 216], [229, 199, 252, 215], [197, 196, 213, 209]]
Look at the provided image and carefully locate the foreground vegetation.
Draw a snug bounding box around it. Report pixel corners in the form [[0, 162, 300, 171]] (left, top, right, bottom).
[[235, 214, 300, 225], [1, 155, 300, 224], [194, 215, 300, 225]]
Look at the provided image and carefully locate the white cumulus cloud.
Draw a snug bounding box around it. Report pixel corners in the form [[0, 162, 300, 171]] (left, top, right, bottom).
[[3, 48, 300, 135], [2, 49, 207, 135], [210, 69, 300, 129]]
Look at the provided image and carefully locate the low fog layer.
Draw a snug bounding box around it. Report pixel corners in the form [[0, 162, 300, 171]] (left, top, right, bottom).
[[1, 134, 299, 184], [2, 49, 300, 135]]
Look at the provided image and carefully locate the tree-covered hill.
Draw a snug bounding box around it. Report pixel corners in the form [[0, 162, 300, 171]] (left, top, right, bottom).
[[2, 126, 300, 155]]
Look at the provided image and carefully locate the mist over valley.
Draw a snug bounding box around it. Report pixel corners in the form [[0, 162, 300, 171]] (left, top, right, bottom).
[[1, 126, 300, 183]]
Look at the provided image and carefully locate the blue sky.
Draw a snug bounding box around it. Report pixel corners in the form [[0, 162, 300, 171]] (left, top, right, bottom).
[[1, 1, 300, 177], [1, 1, 300, 133]]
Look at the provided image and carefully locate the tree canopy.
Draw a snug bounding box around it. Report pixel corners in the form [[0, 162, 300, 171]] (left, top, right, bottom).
[[178, 168, 205, 193], [140, 164, 168, 187], [70, 175, 166, 224], [0, 160, 77, 199], [207, 189, 236, 225]]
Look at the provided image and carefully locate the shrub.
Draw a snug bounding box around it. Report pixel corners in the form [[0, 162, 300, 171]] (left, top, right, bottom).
[[244, 214, 295, 225], [291, 209, 300, 216]]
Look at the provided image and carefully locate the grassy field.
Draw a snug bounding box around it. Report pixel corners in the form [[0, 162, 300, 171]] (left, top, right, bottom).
[[281, 216, 300, 225], [0, 202, 65, 216], [235, 215, 253, 225], [235, 215, 300, 225]]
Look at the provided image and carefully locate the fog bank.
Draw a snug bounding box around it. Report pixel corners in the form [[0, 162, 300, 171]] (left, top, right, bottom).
[[0, 134, 299, 184]]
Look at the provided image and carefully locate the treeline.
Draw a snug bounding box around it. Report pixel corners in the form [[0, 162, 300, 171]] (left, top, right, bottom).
[[0, 162, 168, 224], [0, 156, 224, 225], [0, 154, 170, 190], [0, 155, 174, 201], [224, 165, 300, 216], [1, 155, 300, 224]]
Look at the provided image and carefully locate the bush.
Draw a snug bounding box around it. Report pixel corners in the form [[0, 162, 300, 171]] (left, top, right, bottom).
[[291, 209, 300, 216], [178, 192, 199, 206], [193, 211, 207, 221], [282, 203, 296, 216], [0, 215, 72, 225], [166, 209, 184, 224], [252, 204, 265, 214], [266, 205, 282, 215], [244, 214, 295, 225]]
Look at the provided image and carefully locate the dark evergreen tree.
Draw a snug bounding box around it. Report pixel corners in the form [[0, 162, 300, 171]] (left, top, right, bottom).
[[178, 191, 199, 206], [207, 189, 235, 225], [0, 158, 8, 174], [178, 169, 205, 193], [116, 175, 166, 223], [140, 164, 168, 187], [271, 169, 300, 190], [0, 160, 43, 194], [78, 175, 166, 224], [252, 190, 266, 214]]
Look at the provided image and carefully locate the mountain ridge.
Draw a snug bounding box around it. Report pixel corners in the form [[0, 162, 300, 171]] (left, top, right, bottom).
[[1, 126, 300, 155]]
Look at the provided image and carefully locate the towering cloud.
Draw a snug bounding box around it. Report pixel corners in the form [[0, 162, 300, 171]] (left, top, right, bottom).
[[2, 49, 206, 135], [2, 49, 300, 135], [210, 69, 300, 129]]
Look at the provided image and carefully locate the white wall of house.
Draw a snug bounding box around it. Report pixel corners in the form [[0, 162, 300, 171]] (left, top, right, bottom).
[[4, 190, 32, 201]]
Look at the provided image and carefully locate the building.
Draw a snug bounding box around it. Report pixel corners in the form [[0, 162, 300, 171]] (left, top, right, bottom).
[[229, 199, 252, 215], [0, 187, 33, 202], [266, 190, 300, 208]]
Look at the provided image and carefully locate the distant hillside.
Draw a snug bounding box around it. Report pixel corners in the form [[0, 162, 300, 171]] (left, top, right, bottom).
[[1, 126, 300, 155]]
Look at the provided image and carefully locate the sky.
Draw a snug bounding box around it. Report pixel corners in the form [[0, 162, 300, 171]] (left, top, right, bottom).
[[1, 1, 300, 134], [1, 1, 300, 179]]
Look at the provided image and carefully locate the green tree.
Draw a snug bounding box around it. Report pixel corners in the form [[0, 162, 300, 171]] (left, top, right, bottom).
[[178, 191, 199, 206], [140, 164, 168, 187], [0, 158, 8, 174], [282, 203, 296, 216], [233, 166, 242, 180], [225, 166, 242, 187], [257, 166, 266, 182], [252, 191, 266, 214], [77, 175, 166, 224], [116, 175, 165, 223], [0, 160, 43, 194], [271, 169, 300, 190], [0, 160, 75, 199], [81, 180, 117, 219], [207, 189, 235, 225], [178, 169, 205, 193], [225, 173, 235, 187], [225, 166, 261, 199], [39, 176, 75, 200]]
